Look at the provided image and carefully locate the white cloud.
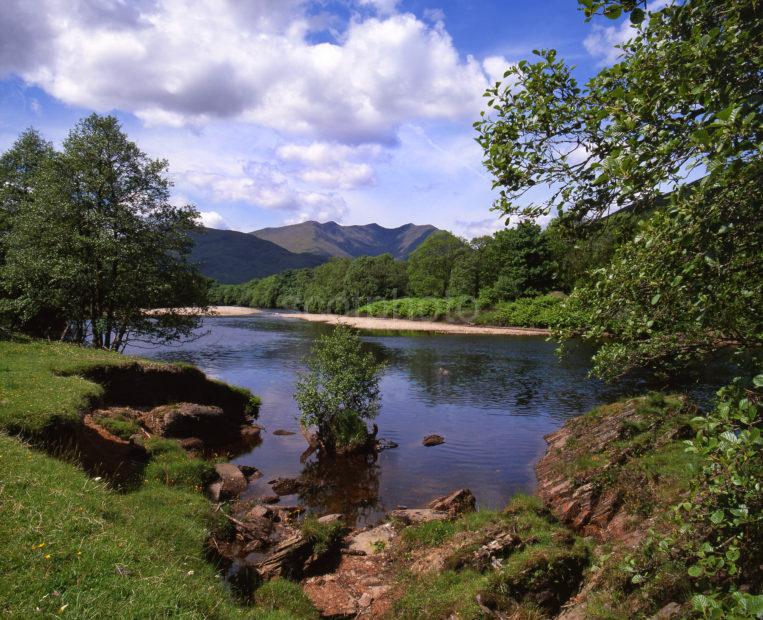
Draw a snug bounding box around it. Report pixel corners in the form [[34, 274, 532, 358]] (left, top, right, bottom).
[[454, 217, 503, 239], [197, 210, 228, 229], [276, 141, 381, 189], [482, 56, 514, 85], [3, 0, 493, 144]]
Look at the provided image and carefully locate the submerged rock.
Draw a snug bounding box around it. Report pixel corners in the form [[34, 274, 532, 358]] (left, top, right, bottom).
[[273, 429, 296, 436], [238, 464, 262, 480], [422, 434, 445, 447], [269, 477, 304, 496]]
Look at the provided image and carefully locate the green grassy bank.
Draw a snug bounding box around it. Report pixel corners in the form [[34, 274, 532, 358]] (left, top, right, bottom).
[[0, 338, 315, 619]]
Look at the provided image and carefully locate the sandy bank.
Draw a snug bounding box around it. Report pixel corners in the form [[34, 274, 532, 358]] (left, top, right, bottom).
[[200, 306, 550, 336]]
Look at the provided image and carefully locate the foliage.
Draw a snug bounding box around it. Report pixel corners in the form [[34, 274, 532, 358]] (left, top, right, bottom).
[[476, 223, 556, 301], [474, 295, 570, 329], [294, 326, 384, 451], [407, 231, 467, 297], [358, 296, 476, 322], [477, 0, 762, 380], [0, 114, 208, 349], [556, 167, 763, 381], [617, 381, 763, 618]]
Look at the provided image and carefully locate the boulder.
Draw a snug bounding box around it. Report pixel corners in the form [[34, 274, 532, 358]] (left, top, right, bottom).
[[147, 403, 241, 444], [208, 463, 248, 501], [427, 488, 476, 516], [422, 434, 445, 447], [347, 523, 396, 555], [246, 504, 273, 520], [388, 508, 450, 525], [273, 429, 296, 436]]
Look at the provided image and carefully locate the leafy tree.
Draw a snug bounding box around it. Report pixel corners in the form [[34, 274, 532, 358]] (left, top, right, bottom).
[[476, 0, 762, 378], [448, 245, 480, 297], [407, 231, 467, 297], [295, 326, 384, 452], [343, 254, 408, 305], [304, 258, 352, 313], [1, 114, 207, 348], [479, 222, 555, 301]]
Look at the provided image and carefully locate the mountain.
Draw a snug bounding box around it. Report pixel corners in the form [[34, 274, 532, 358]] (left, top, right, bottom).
[[189, 227, 326, 284], [251, 221, 438, 259]]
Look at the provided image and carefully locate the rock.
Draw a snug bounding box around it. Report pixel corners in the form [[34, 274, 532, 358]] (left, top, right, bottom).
[[427, 488, 476, 516], [653, 602, 683, 619], [246, 504, 273, 520], [238, 464, 262, 479], [376, 438, 399, 451], [388, 508, 450, 525], [260, 495, 280, 504], [269, 477, 304, 496], [422, 434, 445, 447], [208, 463, 248, 501], [179, 437, 204, 451], [150, 403, 236, 441], [256, 534, 315, 580], [317, 513, 344, 525], [347, 523, 396, 555], [240, 425, 262, 442], [472, 531, 522, 570], [273, 429, 296, 436], [358, 592, 373, 609]]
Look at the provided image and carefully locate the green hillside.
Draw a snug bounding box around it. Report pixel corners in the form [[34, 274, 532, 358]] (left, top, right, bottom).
[[189, 227, 326, 284], [251, 221, 437, 259]]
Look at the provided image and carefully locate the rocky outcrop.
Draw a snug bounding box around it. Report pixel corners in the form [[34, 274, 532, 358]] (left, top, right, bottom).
[[388, 508, 450, 525], [427, 488, 476, 516]]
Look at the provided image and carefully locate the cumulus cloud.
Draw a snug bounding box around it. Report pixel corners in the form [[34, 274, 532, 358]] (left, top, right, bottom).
[[584, 2, 667, 65], [2, 0, 494, 144], [184, 160, 348, 222], [276, 142, 382, 189], [454, 218, 503, 239], [197, 210, 229, 229]]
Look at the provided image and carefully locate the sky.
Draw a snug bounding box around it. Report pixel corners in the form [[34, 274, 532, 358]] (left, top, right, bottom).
[[0, 0, 633, 236]]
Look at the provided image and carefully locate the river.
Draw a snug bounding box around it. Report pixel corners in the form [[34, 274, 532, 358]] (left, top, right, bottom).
[[126, 313, 637, 525]]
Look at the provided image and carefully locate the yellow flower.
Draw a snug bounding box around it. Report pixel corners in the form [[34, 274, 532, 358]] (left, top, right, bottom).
[[44, 554, 51, 560]]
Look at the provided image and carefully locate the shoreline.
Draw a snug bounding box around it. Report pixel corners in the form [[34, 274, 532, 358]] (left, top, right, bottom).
[[202, 306, 551, 336]]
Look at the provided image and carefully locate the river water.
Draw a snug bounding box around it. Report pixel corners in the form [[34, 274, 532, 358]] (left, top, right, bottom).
[[126, 313, 637, 525]]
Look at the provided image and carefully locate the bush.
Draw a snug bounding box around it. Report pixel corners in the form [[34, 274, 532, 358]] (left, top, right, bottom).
[[294, 326, 384, 451]]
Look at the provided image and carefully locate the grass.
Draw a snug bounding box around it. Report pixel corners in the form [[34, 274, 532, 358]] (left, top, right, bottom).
[[92, 412, 141, 440], [394, 495, 589, 618], [298, 517, 345, 556], [0, 338, 310, 618], [0, 338, 132, 434]]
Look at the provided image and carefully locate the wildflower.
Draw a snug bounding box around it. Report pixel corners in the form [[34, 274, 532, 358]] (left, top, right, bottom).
[[44, 554, 51, 560]]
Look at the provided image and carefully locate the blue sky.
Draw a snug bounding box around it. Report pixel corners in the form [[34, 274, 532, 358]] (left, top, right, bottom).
[[0, 0, 630, 236]]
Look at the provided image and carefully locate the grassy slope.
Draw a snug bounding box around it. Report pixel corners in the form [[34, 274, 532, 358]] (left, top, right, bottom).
[[0, 338, 316, 619]]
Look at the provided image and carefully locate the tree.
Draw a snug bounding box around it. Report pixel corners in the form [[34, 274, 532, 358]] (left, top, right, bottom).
[[479, 223, 555, 301], [295, 326, 384, 452], [0, 114, 208, 348], [343, 254, 408, 306], [407, 231, 467, 297], [476, 0, 762, 378]]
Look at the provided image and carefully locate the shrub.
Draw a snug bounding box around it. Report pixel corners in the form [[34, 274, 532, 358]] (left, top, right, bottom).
[[294, 326, 384, 452]]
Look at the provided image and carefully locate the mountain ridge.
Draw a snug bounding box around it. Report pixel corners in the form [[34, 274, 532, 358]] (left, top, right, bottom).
[[251, 220, 437, 259]]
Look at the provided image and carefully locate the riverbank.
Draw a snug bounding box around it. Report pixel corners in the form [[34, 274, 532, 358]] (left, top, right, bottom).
[[202, 306, 551, 336]]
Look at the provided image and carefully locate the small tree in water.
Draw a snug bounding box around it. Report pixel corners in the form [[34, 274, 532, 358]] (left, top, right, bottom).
[[295, 325, 384, 453]]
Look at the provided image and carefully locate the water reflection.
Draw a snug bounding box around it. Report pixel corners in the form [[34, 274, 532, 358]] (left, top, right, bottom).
[[125, 314, 730, 526]]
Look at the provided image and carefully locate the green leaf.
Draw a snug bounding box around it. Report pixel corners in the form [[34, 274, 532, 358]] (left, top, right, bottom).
[[709, 509, 724, 524], [650, 293, 661, 305], [687, 564, 703, 578], [629, 7, 645, 24]]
